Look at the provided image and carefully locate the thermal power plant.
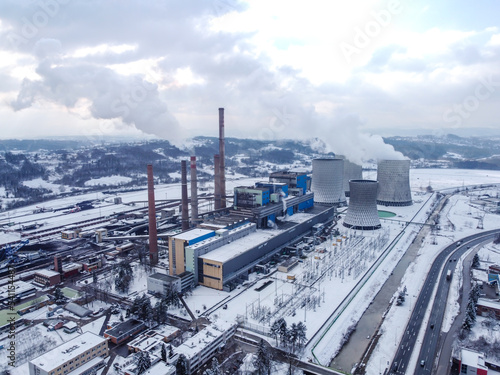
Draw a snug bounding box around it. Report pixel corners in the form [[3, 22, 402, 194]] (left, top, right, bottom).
[[218, 108, 226, 208], [181, 160, 189, 231], [190, 156, 199, 222], [311, 158, 346, 206], [343, 180, 381, 230], [376, 159, 413, 206], [343, 159, 363, 197], [214, 154, 221, 210], [147, 164, 158, 265]]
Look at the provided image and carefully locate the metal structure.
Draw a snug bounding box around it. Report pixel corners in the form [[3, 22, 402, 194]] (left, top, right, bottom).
[[181, 160, 189, 231], [190, 156, 199, 222], [343, 159, 363, 197], [376, 159, 413, 206], [343, 180, 381, 230], [147, 164, 158, 264], [219, 108, 226, 208], [311, 158, 346, 206]]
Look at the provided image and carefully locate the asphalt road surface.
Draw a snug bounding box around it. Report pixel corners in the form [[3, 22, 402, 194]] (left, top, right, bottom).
[[390, 229, 500, 375]]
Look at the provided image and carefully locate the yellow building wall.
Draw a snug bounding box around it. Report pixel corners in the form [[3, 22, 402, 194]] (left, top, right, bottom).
[[168, 237, 187, 276], [201, 260, 223, 290]]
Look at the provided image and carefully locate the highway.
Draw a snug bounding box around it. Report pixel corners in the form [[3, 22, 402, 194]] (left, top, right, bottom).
[[390, 229, 500, 375]]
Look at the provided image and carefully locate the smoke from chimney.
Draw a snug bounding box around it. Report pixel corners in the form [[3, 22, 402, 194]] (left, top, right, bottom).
[[214, 154, 221, 210], [181, 160, 189, 231], [147, 164, 158, 265], [219, 108, 226, 208], [190, 156, 198, 222]]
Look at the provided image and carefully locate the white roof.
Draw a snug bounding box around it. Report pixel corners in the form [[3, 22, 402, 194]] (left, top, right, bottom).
[[174, 321, 235, 359], [477, 297, 500, 309], [0, 280, 35, 295], [172, 228, 213, 242], [461, 348, 487, 368], [35, 269, 60, 278], [199, 228, 281, 263], [30, 332, 106, 371], [189, 223, 256, 250]]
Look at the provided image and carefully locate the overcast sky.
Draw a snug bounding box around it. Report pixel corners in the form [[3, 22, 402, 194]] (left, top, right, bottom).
[[1, 0, 499, 156]]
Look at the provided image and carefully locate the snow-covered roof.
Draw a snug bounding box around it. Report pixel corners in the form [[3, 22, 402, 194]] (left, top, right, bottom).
[[174, 321, 236, 360], [172, 228, 213, 242], [189, 222, 256, 250], [461, 348, 487, 368], [29, 332, 106, 371], [477, 297, 500, 309], [199, 228, 281, 263], [35, 269, 60, 278]]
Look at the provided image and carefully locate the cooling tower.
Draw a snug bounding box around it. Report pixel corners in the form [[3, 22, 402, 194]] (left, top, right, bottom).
[[343, 180, 381, 230], [311, 158, 346, 206], [343, 159, 363, 197], [376, 159, 412, 206]]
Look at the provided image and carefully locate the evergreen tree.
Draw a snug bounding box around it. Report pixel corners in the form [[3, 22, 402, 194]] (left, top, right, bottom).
[[270, 320, 281, 345], [466, 298, 477, 323], [296, 321, 307, 348], [462, 314, 473, 331], [289, 323, 299, 351], [134, 351, 151, 375], [253, 339, 271, 375], [472, 254, 480, 268], [53, 286, 66, 305], [277, 318, 288, 346], [176, 354, 188, 375], [161, 343, 167, 362], [114, 260, 133, 293]]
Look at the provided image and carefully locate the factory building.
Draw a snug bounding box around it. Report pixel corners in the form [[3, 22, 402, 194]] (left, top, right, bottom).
[[168, 229, 215, 276], [199, 206, 335, 290], [185, 222, 256, 284], [311, 158, 346, 206], [269, 170, 310, 196], [147, 273, 182, 295], [343, 180, 381, 230], [28, 332, 108, 375], [376, 159, 413, 206]]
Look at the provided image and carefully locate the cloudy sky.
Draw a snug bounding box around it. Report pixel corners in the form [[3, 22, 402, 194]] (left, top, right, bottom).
[[1, 0, 499, 155]]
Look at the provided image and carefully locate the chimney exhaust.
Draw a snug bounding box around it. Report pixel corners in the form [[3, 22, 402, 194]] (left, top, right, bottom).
[[147, 164, 158, 265]]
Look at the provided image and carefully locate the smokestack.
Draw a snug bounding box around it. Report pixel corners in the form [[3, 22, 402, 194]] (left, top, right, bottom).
[[181, 160, 189, 231], [147, 164, 158, 265], [214, 154, 221, 210], [218, 108, 226, 208], [190, 156, 198, 222]]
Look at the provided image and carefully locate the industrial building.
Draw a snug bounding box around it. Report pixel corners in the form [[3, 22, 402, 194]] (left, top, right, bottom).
[[173, 321, 237, 374], [311, 158, 346, 206], [343, 180, 381, 230], [376, 159, 413, 206], [34, 269, 61, 286], [147, 273, 182, 295], [168, 228, 215, 276], [28, 331, 108, 375], [199, 205, 335, 290], [104, 319, 147, 345]]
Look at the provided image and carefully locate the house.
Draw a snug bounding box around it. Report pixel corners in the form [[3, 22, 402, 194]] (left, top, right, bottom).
[[104, 319, 146, 345]]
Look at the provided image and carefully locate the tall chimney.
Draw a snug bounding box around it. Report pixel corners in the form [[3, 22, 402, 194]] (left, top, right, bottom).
[[214, 154, 221, 210], [190, 156, 198, 222], [181, 160, 189, 231], [218, 108, 226, 208], [147, 164, 158, 265]]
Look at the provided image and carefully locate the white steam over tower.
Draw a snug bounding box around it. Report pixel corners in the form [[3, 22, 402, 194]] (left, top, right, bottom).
[[376, 159, 412, 206], [311, 158, 346, 206], [343, 180, 381, 230]]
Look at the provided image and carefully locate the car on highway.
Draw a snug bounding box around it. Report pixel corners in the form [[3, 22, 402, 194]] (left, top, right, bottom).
[[420, 359, 425, 366]]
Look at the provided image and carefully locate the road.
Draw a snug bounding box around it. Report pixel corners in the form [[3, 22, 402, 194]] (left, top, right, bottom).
[[390, 229, 500, 375]]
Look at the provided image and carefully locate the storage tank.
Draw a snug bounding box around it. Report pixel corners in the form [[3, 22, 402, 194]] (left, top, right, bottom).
[[376, 159, 412, 206], [343, 180, 381, 230], [311, 158, 346, 206]]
